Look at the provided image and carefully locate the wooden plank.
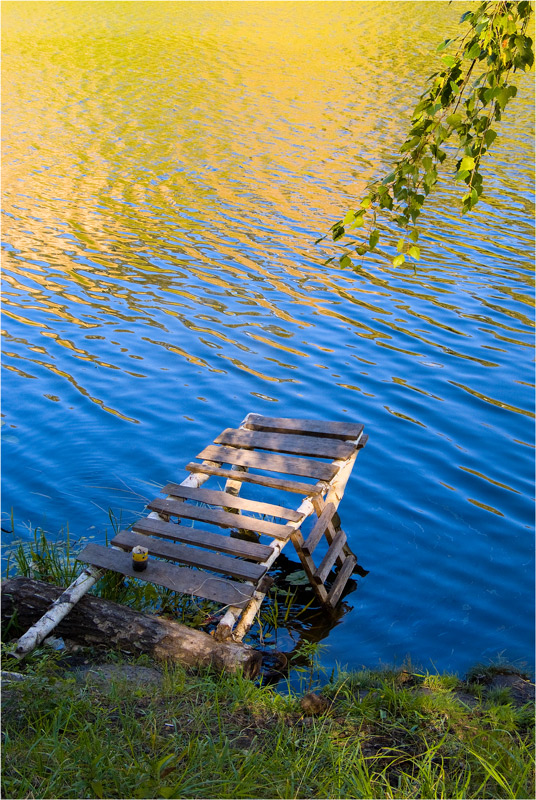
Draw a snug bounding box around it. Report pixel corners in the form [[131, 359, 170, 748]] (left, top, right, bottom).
[[111, 530, 266, 583], [147, 497, 293, 540], [327, 555, 357, 608], [214, 428, 355, 460], [314, 529, 348, 584], [77, 544, 255, 608], [357, 433, 368, 449], [161, 483, 303, 522], [245, 415, 364, 441], [195, 446, 338, 481], [185, 463, 323, 495], [133, 517, 274, 562], [302, 502, 336, 556]]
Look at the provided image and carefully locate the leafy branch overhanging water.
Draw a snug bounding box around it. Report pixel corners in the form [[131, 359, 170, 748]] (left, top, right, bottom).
[[319, 1, 534, 270]]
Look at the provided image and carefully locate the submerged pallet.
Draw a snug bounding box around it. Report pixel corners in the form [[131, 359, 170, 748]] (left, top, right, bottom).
[[76, 413, 367, 641]]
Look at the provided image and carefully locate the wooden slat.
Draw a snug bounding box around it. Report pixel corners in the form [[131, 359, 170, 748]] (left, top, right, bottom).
[[77, 543, 255, 608], [161, 483, 303, 522], [112, 530, 266, 583], [185, 463, 323, 495], [148, 497, 293, 540], [302, 502, 336, 556], [327, 555, 357, 608], [314, 529, 348, 584], [133, 517, 274, 562], [214, 428, 355, 460], [289, 530, 328, 603], [196, 446, 338, 481], [245, 415, 364, 441]]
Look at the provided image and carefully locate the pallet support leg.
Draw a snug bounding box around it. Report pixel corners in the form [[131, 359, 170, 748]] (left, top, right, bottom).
[[215, 495, 315, 641]]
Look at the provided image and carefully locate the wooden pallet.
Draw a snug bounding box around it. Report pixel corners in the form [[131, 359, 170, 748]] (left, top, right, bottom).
[[77, 412, 368, 640]]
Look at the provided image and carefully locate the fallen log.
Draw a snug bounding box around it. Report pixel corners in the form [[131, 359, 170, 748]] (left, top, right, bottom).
[[1, 577, 262, 678]]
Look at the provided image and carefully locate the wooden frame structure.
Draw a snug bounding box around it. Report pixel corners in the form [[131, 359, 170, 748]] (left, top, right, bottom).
[[13, 413, 367, 657]]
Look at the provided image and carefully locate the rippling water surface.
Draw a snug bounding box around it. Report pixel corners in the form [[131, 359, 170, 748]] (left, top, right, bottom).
[[2, 1, 534, 674]]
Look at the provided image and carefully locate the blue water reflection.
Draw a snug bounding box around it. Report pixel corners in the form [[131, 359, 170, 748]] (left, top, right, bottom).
[[2, 1, 534, 675]]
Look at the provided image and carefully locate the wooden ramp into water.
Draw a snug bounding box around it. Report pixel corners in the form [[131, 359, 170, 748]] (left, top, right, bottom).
[[77, 413, 368, 641]]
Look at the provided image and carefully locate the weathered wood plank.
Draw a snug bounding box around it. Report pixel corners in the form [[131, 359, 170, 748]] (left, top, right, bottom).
[[77, 544, 255, 608], [326, 555, 357, 608], [112, 530, 267, 583], [195, 446, 338, 481], [245, 415, 364, 441], [314, 529, 348, 584], [133, 517, 274, 562], [147, 497, 293, 540], [161, 483, 303, 522], [302, 502, 336, 556], [214, 428, 355, 460], [185, 463, 323, 495]]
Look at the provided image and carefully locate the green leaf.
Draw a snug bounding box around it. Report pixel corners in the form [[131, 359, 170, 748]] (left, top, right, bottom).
[[393, 254, 405, 267], [343, 210, 356, 225], [369, 230, 380, 249], [436, 39, 452, 52], [409, 229, 419, 242], [409, 245, 421, 260], [465, 42, 482, 59], [339, 255, 353, 269], [350, 214, 365, 229], [332, 225, 345, 242], [460, 156, 475, 171], [484, 129, 497, 147], [442, 55, 457, 67], [446, 113, 462, 129], [360, 196, 373, 209], [396, 238, 405, 253]]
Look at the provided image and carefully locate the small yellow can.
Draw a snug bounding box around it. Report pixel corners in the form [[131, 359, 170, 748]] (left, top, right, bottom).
[[132, 545, 148, 572]]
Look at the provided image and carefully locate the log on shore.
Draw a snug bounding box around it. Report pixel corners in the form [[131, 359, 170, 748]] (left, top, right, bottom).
[[1, 577, 262, 678]]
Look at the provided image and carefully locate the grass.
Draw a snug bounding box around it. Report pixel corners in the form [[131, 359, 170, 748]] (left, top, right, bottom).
[[2, 523, 534, 798], [1, 649, 534, 799]]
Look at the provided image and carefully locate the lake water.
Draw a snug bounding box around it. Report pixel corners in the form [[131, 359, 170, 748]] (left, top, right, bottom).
[[2, 1, 534, 676]]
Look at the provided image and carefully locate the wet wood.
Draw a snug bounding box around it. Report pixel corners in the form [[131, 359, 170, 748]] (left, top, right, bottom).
[[214, 428, 355, 460], [195, 445, 338, 481], [245, 414, 364, 441], [290, 529, 329, 604], [77, 543, 255, 608], [161, 483, 303, 522], [111, 531, 267, 582], [133, 517, 274, 561], [314, 529, 348, 584], [2, 577, 262, 677], [302, 502, 336, 556], [185, 463, 324, 495], [327, 555, 357, 608], [147, 497, 293, 540]]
